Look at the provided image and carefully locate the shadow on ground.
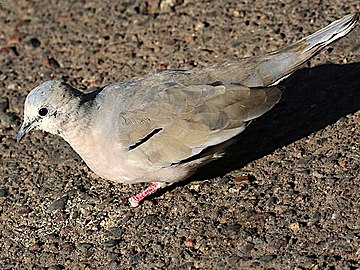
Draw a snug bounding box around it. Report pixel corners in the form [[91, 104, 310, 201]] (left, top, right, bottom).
[[157, 62, 360, 194]]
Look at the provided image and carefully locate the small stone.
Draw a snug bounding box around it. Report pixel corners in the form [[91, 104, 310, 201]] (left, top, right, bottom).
[[44, 56, 60, 68], [233, 174, 255, 184], [26, 37, 41, 49], [184, 35, 194, 42], [189, 183, 200, 192], [274, 205, 288, 213], [259, 255, 276, 262], [267, 196, 278, 207], [298, 157, 311, 165], [312, 170, 324, 178], [184, 239, 193, 247], [267, 238, 286, 253], [108, 252, 119, 260], [0, 0, 9, 9], [220, 176, 231, 184], [155, 62, 167, 70], [195, 21, 205, 31], [228, 187, 240, 193], [242, 242, 255, 254], [48, 195, 69, 211], [227, 255, 241, 265], [0, 46, 12, 54], [289, 222, 300, 232], [226, 223, 241, 233], [143, 214, 159, 224], [18, 207, 31, 215], [159, 0, 181, 11], [103, 239, 120, 248], [105, 227, 125, 238], [8, 33, 22, 45], [6, 82, 19, 90], [60, 242, 75, 254], [130, 251, 147, 264], [234, 174, 249, 183], [0, 189, 7, 197], [48, 265, 65, 270], [216, 261, 226, 268], [143, 199, 155, 206], [77, 242, 93, 253], [0, 112, 19, 127], [0, 97, 9, 112], [337, 245, 352, 251], [108, 260, 119, 269], [2, 149, 12, 158]]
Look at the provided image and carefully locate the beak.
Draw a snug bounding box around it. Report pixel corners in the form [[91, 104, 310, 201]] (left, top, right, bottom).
[[16, 120, 34, 142]]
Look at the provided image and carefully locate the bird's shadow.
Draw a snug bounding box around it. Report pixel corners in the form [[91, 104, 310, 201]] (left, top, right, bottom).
[[154, 62, 360, 197]]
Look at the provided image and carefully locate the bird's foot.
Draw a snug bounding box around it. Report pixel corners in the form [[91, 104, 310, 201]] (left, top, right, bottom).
[[129, 182, 168, 207]]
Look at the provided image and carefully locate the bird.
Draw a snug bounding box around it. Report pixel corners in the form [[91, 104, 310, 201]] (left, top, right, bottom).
[[17, 13, 359, 207]]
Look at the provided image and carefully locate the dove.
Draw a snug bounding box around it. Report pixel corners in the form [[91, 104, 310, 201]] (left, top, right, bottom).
[[17, 13, 359, 207]]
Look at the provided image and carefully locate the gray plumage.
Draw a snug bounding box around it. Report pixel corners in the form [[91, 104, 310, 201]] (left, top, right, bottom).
[[17, 13, 359, 199]]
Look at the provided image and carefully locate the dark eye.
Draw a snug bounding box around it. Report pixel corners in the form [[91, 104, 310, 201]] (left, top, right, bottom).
[[38, 107, 48, 117]]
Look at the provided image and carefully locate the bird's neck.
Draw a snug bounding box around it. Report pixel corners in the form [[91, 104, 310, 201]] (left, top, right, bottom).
[[57, 87, 104, 158], [60, 107, 90, 139]]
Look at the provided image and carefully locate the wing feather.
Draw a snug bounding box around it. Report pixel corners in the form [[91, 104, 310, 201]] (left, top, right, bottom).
[[116, 77, 281, 167]]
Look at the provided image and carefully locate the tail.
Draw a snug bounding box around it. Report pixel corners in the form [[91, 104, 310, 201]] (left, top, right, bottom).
[[180, 13, 358, 88], [299, 12, 359, 55], [241, 12, 359, 87]]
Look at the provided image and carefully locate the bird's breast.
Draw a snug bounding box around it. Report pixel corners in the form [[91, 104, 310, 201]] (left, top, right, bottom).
[[61, 126, 143, 184]]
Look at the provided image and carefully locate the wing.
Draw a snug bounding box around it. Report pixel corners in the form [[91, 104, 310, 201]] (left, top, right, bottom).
[[115, 76, 281, 168]]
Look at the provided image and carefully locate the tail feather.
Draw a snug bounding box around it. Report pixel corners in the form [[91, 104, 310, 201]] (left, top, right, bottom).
[[242, 12, 359, 87], [173, 13, 359, 88], [260, 12, 360, 85], [303, 12, 359, 53]]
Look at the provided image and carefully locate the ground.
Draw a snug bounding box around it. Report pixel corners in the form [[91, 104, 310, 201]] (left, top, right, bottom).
[[0, 1, 359, 269]]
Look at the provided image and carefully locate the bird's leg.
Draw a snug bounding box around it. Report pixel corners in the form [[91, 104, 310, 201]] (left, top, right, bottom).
[[129, 182, 169, 207]]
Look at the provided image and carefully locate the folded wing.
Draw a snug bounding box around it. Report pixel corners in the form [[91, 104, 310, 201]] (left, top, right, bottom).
[[117, 80, 281, 167]]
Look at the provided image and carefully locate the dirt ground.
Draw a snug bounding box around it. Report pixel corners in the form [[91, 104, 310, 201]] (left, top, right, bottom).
[[0, 1, 359, 269]]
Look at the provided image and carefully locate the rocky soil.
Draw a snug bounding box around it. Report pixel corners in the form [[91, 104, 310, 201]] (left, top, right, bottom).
[[0, 1, 359, 269]]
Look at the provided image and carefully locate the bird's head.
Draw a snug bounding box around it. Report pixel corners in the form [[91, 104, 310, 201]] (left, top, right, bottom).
[[16, 80, 82, 141]]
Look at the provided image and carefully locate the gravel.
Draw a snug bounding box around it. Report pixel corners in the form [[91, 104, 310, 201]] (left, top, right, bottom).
[[0, 1, 359, 269]]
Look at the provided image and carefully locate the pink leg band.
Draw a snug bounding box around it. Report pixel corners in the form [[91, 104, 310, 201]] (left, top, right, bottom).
[[129, 183, 162, 207]]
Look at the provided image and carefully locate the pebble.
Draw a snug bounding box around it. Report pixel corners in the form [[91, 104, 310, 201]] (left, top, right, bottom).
[[44, 56, 60, 68], [241, 242, 255, 254], [289, 222, 300, 233], [6, 82, 19, 90], [48, 195, 69, 211], [0, 189, 7, 197], [159, 0, 180, 11], [26, 37, 41, 49], [195, 21, 205, 31], [259, 255, 276, 262], [103, 239, 120, 248], [77, 242, 93, 253], [0, 111, 19, 127], [0, 97, 9, 112]]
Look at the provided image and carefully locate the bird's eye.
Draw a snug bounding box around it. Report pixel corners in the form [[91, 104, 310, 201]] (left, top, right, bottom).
[[38, 107, 48, 117]]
